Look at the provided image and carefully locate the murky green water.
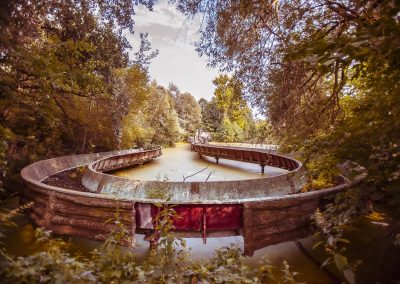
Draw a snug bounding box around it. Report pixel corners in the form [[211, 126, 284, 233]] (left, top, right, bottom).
[[112, 143, 286, 182]]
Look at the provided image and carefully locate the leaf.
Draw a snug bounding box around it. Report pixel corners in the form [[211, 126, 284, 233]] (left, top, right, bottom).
[[328, 236, 335, 246], [334, 253, 348, 271], [338, 238, 350, 244], [154, 202, 163, 208], [344, 269, 356, 284], [321, 258, 331, 267], [312, 241, 324, 250]]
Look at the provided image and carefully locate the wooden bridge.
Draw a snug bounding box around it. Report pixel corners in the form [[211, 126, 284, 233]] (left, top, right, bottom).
[[191, 143, 299, 173]]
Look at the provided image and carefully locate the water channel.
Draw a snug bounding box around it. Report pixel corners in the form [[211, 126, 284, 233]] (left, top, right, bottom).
[[2, 143, 398, 283], [112, 143, 286, 182]]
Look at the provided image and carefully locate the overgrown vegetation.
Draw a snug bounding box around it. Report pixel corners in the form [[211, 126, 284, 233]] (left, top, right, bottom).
[[175, 0, 400, 281], [176, 0, 400, 198], [0, 0, 208, 196], [0, 203, 302, 283], [197, 75, 273, 143], [2, 0, 400, 282]]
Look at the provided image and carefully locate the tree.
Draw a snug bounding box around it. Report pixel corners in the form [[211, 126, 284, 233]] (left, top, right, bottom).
[[169, 85, 202, 138], [0, 0, 156, 194], [211, 75, 254, 141], [176, 93, 202, 136], [175, 0, 400, 194], [215, 117, 244, 143], [198, 97, 223, 133], [112, 65, 150, 148], [147, 82, 180, 147]]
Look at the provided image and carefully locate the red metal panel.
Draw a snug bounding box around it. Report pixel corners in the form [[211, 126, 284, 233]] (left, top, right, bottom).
[[136, 203, 242, 232], [252, 151, 260, 162], [206, 205, 242, 230], [173, 205, 203, 231]]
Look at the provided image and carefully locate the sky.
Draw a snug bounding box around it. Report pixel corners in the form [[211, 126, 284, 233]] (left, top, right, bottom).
[[125, 0, 219, 101]]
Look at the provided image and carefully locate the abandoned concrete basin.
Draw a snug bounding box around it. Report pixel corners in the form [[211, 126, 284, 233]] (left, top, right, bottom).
[[20, 143, 366, 256]]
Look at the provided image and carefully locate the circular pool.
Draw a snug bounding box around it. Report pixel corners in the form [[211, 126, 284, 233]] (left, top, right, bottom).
[[21, 144, 366, 255]]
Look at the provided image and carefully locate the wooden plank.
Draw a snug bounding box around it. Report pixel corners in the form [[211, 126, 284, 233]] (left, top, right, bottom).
[[253, 215, 311, 241], [253, 202, 318, 227], [30, 203, 47, 218], [242, 205, 255, 256], [46, 223, 110, 242], [51, 215, 125, 233], [253, 228, 311, 251], [30, 211, 47, 227], [53, 201, 133, 223], [54, 192, 133, 208], [23, 189, 49, 206], [246, 195, 322, 209]]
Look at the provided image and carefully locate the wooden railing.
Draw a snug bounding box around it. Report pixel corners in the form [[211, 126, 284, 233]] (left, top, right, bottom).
[[191, 143, 299, 173]]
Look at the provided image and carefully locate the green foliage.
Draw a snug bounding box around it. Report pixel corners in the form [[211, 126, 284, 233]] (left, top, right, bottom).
[[144, 82, 180, 147], [151, 202, 187, 263], [175, 93, 202, 138], [0, 205, 303, 283], [248, 119, 277, 145], [281, 261, 300, 284], [300, 155, 342, 192], [213, 75, 252, 130], [312, 190, 367, 283], [0, 0, 157, 197], [198, 75, 255, 142], [0, 203, 32, 243], [214, 117, 244, 143], [198, 97, 222, 133], [169, 84, 202, 139]]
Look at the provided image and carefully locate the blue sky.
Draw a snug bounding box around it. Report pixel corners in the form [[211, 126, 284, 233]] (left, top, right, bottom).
[[125, 0, 219, 101]]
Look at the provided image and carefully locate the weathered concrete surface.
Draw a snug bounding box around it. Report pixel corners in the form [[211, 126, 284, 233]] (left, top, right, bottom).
[[20, 146, 366, 256], [82, 145, 307, 203], [242, 165, 367, 256], [21, 149, 141, 245]]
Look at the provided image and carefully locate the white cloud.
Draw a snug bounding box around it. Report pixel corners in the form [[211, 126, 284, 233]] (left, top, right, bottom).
[[126, 0, 218, 100]]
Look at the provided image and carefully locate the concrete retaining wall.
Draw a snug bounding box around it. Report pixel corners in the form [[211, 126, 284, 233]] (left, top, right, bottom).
[[21, 149, 142, 244], [81, 145, 307, 203], [20, 146, 366, 255], [242, 171, 366, 256]]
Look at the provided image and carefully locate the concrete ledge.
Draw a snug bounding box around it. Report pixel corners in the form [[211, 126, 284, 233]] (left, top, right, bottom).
[[81, 144, 307, 203], [20, 146, 366, 255]]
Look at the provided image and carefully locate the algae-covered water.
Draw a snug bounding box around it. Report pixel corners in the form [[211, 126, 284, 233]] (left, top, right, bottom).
[[112, 143, 286, 182]]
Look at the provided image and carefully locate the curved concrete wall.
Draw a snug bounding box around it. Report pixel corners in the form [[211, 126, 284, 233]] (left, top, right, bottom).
[[20, 149, 142, 245], [81, 145, 307, 203], [20, 146, 366, 256]]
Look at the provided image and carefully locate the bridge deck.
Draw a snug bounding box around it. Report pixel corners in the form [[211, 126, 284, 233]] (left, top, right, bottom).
[[191, 144, 299, 173]]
